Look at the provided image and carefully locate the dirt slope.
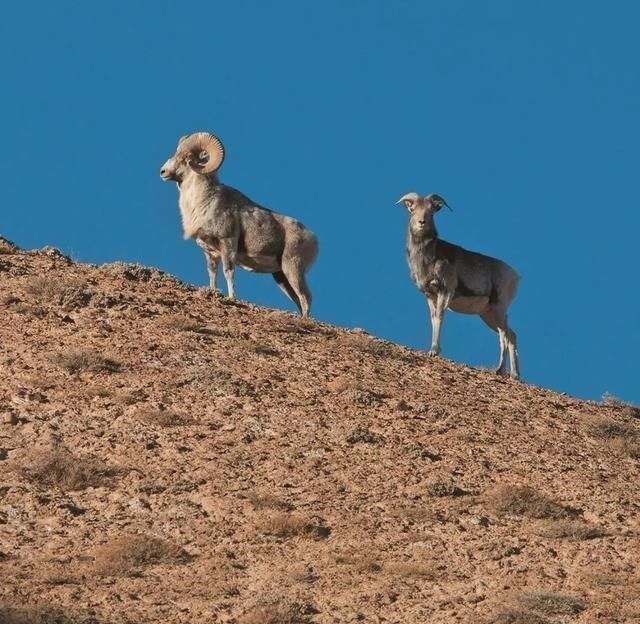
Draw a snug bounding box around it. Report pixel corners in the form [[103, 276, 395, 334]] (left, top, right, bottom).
[[1, 236, 639, 624]]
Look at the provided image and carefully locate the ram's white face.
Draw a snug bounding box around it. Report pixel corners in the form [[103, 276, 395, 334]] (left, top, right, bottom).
[[159, 147, 190, 183]]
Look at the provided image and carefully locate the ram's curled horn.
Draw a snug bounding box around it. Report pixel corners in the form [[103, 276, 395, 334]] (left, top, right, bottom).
[[427, 193, 452, 211], [180, 132, 225, 174]]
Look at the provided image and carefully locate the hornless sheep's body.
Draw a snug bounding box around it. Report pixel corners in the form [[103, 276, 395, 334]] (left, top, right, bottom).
[[399, 192, 520, 378], [160, 133, 318, 316]]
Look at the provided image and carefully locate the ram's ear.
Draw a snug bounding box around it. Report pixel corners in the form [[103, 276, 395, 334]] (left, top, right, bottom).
[[426, 193, 451, 212], [396, 193, 419, 213]]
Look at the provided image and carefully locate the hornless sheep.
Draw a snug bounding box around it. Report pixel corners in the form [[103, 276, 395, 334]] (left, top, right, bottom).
[[160, 132, 318, 316], [398, 192, 520, 378]]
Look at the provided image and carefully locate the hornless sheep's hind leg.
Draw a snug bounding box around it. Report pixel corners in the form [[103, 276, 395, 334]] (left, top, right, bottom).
[[480, 309, 508, 375], [507, 327, 520, 379], [272, 271, 302, 313]]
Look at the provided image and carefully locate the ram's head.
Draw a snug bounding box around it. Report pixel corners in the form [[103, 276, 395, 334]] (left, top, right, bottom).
[[160, 132, 225, 183]]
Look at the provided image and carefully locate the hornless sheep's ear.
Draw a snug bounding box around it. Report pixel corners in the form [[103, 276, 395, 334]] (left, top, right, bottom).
[[426, 193, 451, 212], [180, 132, 225, 175], [396, 193, 419, 213]]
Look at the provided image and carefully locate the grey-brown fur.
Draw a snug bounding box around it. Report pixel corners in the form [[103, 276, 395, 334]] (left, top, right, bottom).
[[399, 192, 520, 378], [160, 134, 318, 316]]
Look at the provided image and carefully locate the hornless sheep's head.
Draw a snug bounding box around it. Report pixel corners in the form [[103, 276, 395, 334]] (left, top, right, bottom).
[[159, 132, 225, 183], [397, 192, 450, 235]]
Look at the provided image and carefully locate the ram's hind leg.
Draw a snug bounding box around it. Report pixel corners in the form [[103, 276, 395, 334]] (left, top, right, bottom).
[[218, 238, 237, 300], [272, 271, 302, 313], [281, 261, 312, 317]]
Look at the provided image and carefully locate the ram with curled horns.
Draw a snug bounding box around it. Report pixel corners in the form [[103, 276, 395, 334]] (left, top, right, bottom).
[[160, 132, 318, 316]]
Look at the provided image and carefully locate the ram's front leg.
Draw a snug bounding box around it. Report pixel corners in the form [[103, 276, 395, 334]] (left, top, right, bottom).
[[218, 238, 237, 299]]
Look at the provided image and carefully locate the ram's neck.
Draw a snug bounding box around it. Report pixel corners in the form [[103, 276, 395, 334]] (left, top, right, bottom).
[[178, 173, 220, 240]]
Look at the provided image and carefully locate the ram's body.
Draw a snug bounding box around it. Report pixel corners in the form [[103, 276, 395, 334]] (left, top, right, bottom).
[[161, 133, 318, 316], [400, 192, 520, 378]]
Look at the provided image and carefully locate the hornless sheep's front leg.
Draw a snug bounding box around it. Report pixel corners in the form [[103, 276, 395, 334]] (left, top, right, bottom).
[[218, 238, 237, 300], [427, 293, 449, 357]]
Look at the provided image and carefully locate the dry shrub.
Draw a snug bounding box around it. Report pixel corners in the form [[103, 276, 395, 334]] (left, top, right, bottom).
[[0, 237, 19, 254], [22, 448, 115, 491], [159, 315, 200, 331], [0, 606, 81, 624], [48, 350, 121, 374], [427, 479, 470, 497], [538, 519, 606, 540], [238, 598, 315, 624], [493, 608, 550, 624], [495, 591, 586, 623], [345, 426, 385, 445], [339, 332, 396, 357], [93, 534, 189, 576], [386, 562, 437, 579], [135, 408, 194, 427], [24, 276, 91, 308], [247, 491, 294, 511], [326, 376, 357, 393], [487, 485, 571, 519], [259, 513, 330, 540], [591, 418, 637, 439], [335, 554, 382, 573], [608, 437, 640, 458], [519, 591, 586, 616]]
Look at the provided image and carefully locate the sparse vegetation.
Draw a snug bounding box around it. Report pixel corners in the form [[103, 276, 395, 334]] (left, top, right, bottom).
[[495, 591, 586, 623], [538, 519, 606, 540], [259, 513, 330, 539], [237, 598, 315, 624], [24, 276, 91, 308], [487, 485, 572, 519], [93, 534, 190, 576], [589, 417, 640, 458], [135, 407, 195, 427], [335, 554, 383, 573], [21, 448, 116, 491], [386, 562, 438, 579], [48, 350, 121, 374], [247, 491, 294, 511], [0, 606, 82, 624], [345, 425, 385, 445], [427, 479, 470, 497]]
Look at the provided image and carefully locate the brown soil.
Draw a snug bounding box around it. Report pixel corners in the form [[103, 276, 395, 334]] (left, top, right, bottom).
[[1, 237, 639, 623]]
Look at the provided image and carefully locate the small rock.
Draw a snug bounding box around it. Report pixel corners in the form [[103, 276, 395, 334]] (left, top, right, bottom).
[[221, 424, 236, 432], [1, 412, 19, 425]]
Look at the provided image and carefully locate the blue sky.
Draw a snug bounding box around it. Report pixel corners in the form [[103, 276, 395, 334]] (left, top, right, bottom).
[[2, 1, 638, 402]]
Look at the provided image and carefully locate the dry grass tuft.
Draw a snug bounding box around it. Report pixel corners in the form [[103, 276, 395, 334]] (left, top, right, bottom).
[[590, 418, 637, 439], [135, 408, 195, 427], [22, 448, 116, 491], [93, 534, 190, 576], [494, 591, 586, 623], [335, 554, 383, 573], [386, 562, 438, 579], [237, 598, 315, 624], [48, 350, 121, 374], [537, 519, 606, 540], [247, 491, 294, 512], [519, 591, 586, 616], [159, 314, 200, 331], [0, 606, 81, 624], [589, 417, 640, 458], [24, 276, 91, 308], [259, 512, 330, 540], [345, 426, 385, 445], [487, 485, 572, 519], [427, 479, 470, 497]]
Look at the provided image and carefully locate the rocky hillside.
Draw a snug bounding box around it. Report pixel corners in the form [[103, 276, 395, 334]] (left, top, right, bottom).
[[1, 236, 639, 624]]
